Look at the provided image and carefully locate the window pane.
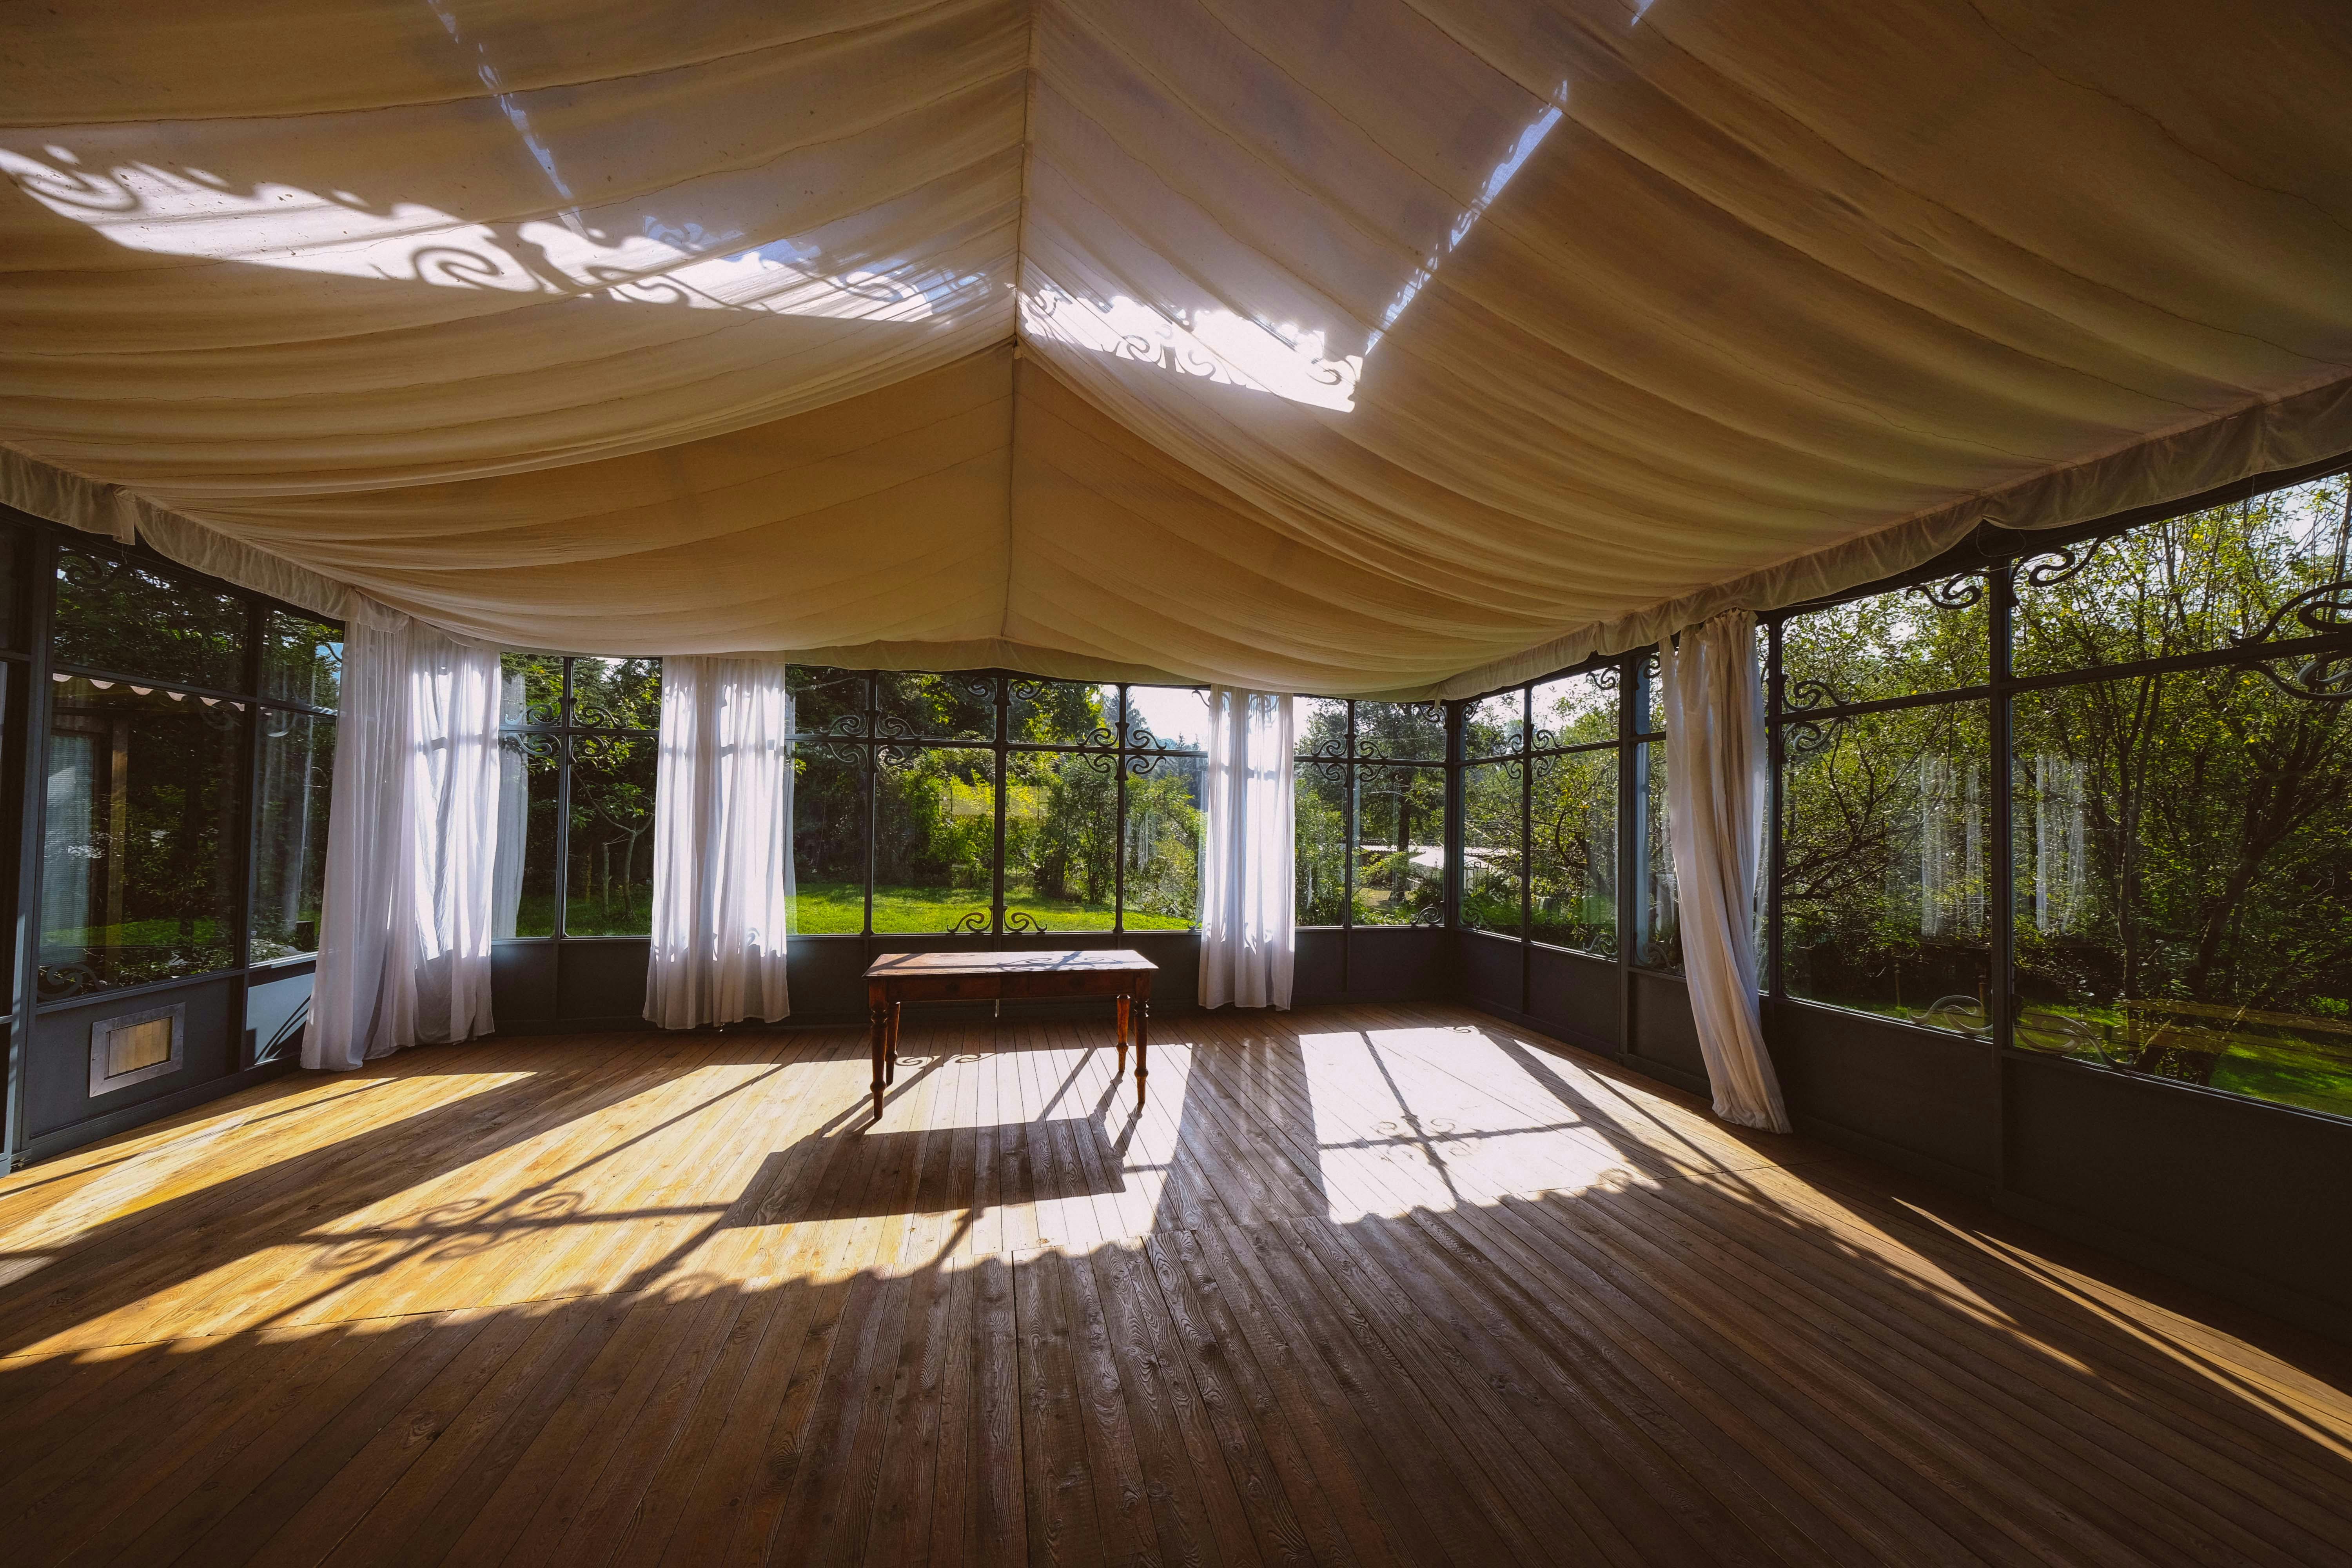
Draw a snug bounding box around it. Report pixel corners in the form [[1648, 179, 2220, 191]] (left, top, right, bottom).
[[1781, 702, 1992, 1027], [2014, 668, 2352, 1118], [501, 653, 563, 727], [261, 611, 343, 711], [1530, 750, 1616, 954], [1354, 765, 1445, 924], [1463, 692, 1524, 757], [1294, 759, 1347, 925], [1533, 670, 1617, 749], [789, 666, 867, 737], [790, 744, 867, 934], [41, 679, 243, 996], [876, 672, 996, 742], [1634, 740, 1679, 969], [1005, 749, 1118, 930], [0, 530, 19, 650], [1008, 679, 1118, 746], [1782, 580, 1987, 707], [1644, 654, 1665, 735], [2013, 473, 2352, 679], [1121, 686, 1209, 750], [569, 656, 661, 730], [253, 711, 334, 962], [1354, 701, 1444, 760], [1461, 760, 1523, 935], [495, 733, 559, 937], [874, 747, 996, 931], [1124, 753, 1202, 929], [1296, 697, 1348, 761], [54, 550, 244, 691], [565, 732, 657, 935]]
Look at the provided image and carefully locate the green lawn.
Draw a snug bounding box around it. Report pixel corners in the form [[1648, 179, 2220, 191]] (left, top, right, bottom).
[[792, 881, 1190, 935]]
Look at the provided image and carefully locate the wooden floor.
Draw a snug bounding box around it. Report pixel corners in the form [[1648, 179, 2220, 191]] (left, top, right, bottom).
[[3, 1004, 2349, 1566]]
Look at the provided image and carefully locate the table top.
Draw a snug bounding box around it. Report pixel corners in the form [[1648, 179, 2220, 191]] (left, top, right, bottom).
[[864, 948, 1158, 979]]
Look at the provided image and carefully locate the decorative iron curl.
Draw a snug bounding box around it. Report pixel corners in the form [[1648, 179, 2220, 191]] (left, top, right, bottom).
[[801, 738, 866, 769], [1911, 994, 1992, 1036], [36, 963, 98, 1002], [1591, 664, 1622, 693], [1410, 905, 1446, 928], [2231, 575, 2352, 649], [875, 711, 919, 742], [1783, 716, 1841, 758], [1124, 722, 1161, 750], [2248, 650, 2352, 704], [876, 742, 922, 771], [823, 711, 871, 738], [2019, 537, 2108, 588], [1004, 911, 1047, 935], [1907, 573, 1987, 610], [947, 909, 991, 934], [1784, 678, 1846, 713], [2014, 1007, 2110, 1061]]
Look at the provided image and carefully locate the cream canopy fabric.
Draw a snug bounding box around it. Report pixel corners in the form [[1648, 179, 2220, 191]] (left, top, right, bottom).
[[5, 0, 2350, 697]]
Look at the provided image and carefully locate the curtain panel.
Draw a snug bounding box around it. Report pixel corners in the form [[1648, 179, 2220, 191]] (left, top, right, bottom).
[[644, 657, 795, 1029], [1199, 688, 1295, 1009], [1659, 612, 1791, 1133], [307, 612, 504, 1070]]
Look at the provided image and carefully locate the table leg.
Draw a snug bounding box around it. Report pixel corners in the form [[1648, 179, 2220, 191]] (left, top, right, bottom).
[[1116, 994, 1130, 1075], [867, 982, 889, 1123], [1134, 997, 1149, 1109], [886, 1002, 902, 1084]]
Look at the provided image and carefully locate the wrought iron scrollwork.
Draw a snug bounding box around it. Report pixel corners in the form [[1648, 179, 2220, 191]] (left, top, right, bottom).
[[1410, 905, 1446, 928], [36, 963, 99, 1002], [1004, 911, 1047, 935], [947, 909, 991, 934], [875, 711, 919, 742], [876, 742, 922, 771], [2013, 1007, 2110, 1060], [1906, 573, 1987, 610], [2018, 537, 2108, 588], [801, 737, 867, 769], [1784, 677, 1846, 713], [2232, 576, 2352, 648], [2249, 650, 2352, 703], [1783, 715, 1842, 758], [1910, 995, 1992, 1036], [823, 711, 871, 738], [1591, 664, 1622, 693]]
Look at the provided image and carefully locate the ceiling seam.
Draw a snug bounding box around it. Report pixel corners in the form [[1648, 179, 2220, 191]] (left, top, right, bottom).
[[1000, 0, 1040, 642]]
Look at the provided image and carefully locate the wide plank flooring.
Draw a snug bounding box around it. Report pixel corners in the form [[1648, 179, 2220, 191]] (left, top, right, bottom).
[[2, 1002, 2348, 1565]]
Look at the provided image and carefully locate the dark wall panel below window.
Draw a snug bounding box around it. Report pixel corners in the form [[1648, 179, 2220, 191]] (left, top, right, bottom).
[[1626, 968, 1703, 1085], [1528, 944, 1620, 1054], [1342, 926, 1448, 1001], [1768, 1001, 1997, 1187], [26, 976, 239, 1141], [2004, 1053, 2352, 1336], [1456, 929, 1521, 1017]]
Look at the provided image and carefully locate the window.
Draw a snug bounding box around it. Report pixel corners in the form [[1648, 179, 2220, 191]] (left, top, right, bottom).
[[1775, 581, 1992, 1026], [1293, 698, 1446, 928], [42, 679, 245, 995], [494, 654, 659, 938], [780, 671, 1210, 936], [2002, 474, 2352, 1118], [34, 542, 342, 1000]]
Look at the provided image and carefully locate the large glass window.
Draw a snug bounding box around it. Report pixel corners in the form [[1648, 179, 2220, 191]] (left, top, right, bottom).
[[1292, 698, 1448, 929], [493, 654, 659, 938], [1461, 759, 1524, 936], [53, 550, 245, 691], [253, 710, 334, 962], [875, 747, 997, 932], [41, 680, 244, 997], [35, 543, 342, 1001], [1775, 579, 1992, 1026]]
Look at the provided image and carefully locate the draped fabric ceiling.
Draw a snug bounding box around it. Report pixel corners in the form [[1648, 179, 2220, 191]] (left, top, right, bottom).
[[5, 0, 2350, 697]]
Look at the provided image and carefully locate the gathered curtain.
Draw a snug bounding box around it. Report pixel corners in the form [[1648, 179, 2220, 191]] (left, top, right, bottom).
[[1658, 612, 1791, 1133], [1199, 688, 1295, 1009], [308, 613, 504, 1070], [644, 657, 795, 1029]]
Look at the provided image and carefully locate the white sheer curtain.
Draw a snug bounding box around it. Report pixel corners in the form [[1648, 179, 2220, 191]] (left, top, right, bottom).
[[307, 612, 504, 1070], [1658, 612, 1791, 1132], [1199, 688, 1295, 1010], [644, 657, 795, 1029]]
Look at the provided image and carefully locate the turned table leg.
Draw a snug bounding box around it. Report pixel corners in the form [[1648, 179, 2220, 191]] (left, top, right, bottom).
[[867, 979, 890, 1123], [1133, 991, 1149, 1109], [1116, 995, 1131, 1075], [885, 1001, 902, 1084]]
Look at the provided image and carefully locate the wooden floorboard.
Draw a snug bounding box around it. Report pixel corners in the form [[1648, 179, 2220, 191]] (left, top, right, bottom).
[[4, 1002, 2349, 1566]]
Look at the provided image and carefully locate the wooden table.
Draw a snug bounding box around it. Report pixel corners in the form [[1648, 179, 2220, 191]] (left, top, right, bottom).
[[862, 949, 1157, 1122]]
